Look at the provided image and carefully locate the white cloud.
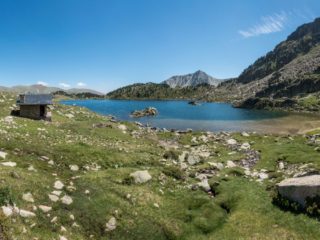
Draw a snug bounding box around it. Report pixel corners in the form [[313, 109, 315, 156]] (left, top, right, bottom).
[[59, 83, 71, 88], [77, 82, 87, 87], [239, 12, 287, 38], [37, 81, 48, 86]]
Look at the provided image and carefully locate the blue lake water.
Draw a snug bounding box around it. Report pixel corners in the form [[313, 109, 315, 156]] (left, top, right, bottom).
[[60, 99, 292, 132]]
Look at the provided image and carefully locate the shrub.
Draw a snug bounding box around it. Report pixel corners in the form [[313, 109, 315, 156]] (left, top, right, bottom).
[[122, 175, 135, 185], [163, 150, 179, 160], [0, 187, 13, 206], [305, 195, 320, 217], [163, 166, 185, 180]]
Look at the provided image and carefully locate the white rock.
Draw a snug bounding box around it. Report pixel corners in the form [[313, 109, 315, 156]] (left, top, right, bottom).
[[52, 190, 62, 196], [208, 162, 224, 171], [227, 139, 237, 145], [278, 162, 284, 170], [259, 173, 269, 179], [22, 192, 34, 203], [226, 160, 236, 168], [19, 209, 36, 218], [240, 142, 250, 150], [187, 154, 200, 165], [69, 165, 79, 171], [105, 217, 117, 231], [241, 132, 250, 137], [48, 194, 59, 202], [4, 116, 13, 123], [2, 206, 13, 216], [59, 235, 68, 240], [28, 165, 36, 171], [38, 205, 52, 212], [65, 114, 74, 119], [48, 160, 54, 165], [130, 170, 152, 184], [0, 151, 7, 159], [84, 190, 90, 195], [154, 203, 159, 208], [118, 124, 127, 131], [1, 162, 16, 167], [54, 180, 64, 190], [61, 195, 73, 205], [61, 226, 67, 232], [197, 179, 211, 192]]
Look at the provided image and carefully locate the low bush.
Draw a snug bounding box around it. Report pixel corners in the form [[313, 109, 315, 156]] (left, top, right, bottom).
[[163, 166, 185, 180]]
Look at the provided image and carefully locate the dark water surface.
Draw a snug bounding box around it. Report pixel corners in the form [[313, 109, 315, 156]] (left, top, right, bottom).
[[59, 99, 305, 133]]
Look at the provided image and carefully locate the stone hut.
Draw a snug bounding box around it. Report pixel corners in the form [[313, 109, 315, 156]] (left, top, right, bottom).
[[16, 94, 53, 121]]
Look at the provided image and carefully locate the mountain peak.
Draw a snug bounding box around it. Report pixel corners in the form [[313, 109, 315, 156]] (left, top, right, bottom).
[[162, 70, 223, 88]]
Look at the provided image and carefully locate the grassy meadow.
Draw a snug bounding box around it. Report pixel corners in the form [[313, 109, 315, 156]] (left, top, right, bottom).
[[0, 92, 319, 240]]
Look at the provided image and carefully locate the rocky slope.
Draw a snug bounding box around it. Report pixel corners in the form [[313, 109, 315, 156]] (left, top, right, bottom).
[[227, 17, 320, 111], [162, 70, 223, 87], [0, 84, 104, 95]]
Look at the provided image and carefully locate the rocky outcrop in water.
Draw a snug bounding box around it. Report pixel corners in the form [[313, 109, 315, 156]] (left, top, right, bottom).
[[130, 107, 158, 118]]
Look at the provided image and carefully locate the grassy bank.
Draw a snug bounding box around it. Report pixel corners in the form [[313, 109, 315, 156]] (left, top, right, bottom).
[[0, 92, 319, 240]]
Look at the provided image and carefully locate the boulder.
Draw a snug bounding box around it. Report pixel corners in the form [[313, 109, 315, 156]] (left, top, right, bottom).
[[1, 162, 16, 167], [61, 195, 73, 205], [48, 194, 59, 202], [226, 160, 236, 168], [227, 139, 237, 145], [22, 192, 34, 203], [276, 175, 320, 207], [187, 154, 201, 165], [118, 124, 127, 131], [39, 205, 52, 212], [197, 179, 211, 192], [0, 151, 7, 159], [240, 142, 250, 150], [19, 209, 36, 218], [208, 162, 224, 171], [105, 217, 117, 231], [130, 170, 152, 184], [2, 206, 13, 217], [69, 165, 79, 171], [130, 107, 158, 118], [54, 180, 64, 190]]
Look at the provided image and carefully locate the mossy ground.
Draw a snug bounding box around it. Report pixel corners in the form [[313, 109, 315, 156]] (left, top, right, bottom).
[[0, 92, 319, 239]]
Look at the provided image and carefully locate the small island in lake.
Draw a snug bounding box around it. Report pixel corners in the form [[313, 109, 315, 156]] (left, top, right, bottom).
[[130, 107, 158, 118]]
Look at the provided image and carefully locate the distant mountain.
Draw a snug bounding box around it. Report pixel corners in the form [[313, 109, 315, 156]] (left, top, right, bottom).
[[0, 84, 104, 95], [162, 70, 223, 87]]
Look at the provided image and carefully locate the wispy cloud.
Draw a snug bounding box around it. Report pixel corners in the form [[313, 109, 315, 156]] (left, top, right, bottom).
[[239, 12, 287, 38], [37, 81, 48, 86], [59, 83, 71, 88], [77, 82, 87, 87]]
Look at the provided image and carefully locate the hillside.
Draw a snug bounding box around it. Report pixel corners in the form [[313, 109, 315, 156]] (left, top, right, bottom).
[[0, 84, 104, 96], [1, 92, 320, 239], [106, 82, 223, 101], [162, 70, 223, 87], [227, 18, 320, 111]]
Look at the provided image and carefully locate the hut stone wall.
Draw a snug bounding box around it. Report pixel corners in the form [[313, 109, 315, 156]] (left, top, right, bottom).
[[20, 105, 41, 119]]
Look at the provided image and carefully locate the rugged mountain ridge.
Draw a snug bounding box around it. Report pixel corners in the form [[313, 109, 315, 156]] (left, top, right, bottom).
[[162, 70, 223, 87], [229, 17, 320, 111], [0, 84, 104, 95]]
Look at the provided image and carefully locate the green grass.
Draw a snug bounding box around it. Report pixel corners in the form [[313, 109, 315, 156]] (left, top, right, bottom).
[[0, 92, 320, 239]]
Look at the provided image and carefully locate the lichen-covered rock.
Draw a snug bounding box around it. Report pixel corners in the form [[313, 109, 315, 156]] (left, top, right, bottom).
[[130, 170, 152, 183]]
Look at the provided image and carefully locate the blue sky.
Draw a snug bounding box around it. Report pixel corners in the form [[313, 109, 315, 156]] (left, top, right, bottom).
[[0, 0, 319, 93]]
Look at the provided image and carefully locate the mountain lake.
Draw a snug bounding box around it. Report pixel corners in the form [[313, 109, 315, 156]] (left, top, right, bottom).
[[60, 99, 320, 134]]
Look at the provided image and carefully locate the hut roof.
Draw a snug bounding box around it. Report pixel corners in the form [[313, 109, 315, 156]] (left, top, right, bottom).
[[17, 94, 53, 105]]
